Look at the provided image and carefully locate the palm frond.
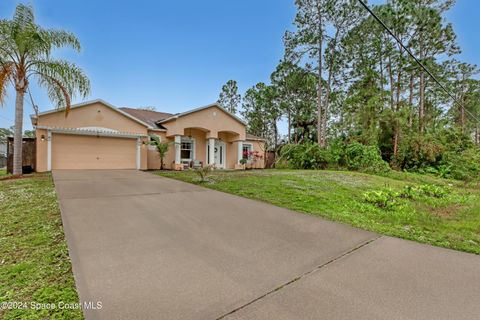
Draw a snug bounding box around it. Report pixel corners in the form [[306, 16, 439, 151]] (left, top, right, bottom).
[[12, 4, 35, 29], [0, 62, 14, 105], [43, 29, 81, 52], [33, 59, 90, 114]]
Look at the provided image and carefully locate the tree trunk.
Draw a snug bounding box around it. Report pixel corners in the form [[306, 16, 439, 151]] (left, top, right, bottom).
[[393, 60, 402, 157], [419, 69, 425, 134], [418, 39, 425, 135], [274, 120, 278, 150], [459, 97, 465, 134], [322, 30, 339, 149], [408, 71, 414, 128], [317, 9, 323, 147], [13, 88, 25, 175], [287, 108, 291, 144], [387, 56, 394, 111], [459, 75, 466, 134], [476, 124, 479, 145]]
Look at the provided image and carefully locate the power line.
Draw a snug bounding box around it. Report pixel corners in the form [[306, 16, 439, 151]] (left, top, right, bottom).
[[0, 114, 13, 122], [356, 0, 480, 124]]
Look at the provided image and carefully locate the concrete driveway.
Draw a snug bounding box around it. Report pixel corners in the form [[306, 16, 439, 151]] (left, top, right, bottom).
[[53, 170, 480, 320]]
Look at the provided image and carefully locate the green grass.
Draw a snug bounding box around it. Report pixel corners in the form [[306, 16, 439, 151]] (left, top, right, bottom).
[[156, 169, 480, 254], [0, 169, 8, 177], [0, 174, 83, 320]]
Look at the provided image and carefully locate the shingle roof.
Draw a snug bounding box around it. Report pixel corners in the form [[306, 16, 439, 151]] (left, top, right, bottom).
[[246, 133, 265, 141], [119, 107, 173, 129]]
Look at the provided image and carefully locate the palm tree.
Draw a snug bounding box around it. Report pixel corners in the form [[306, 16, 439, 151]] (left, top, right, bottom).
[[149, 135, 170, 170], [0, 4, 90, 175]]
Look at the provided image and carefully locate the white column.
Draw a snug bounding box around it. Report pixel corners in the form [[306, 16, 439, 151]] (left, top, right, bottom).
[[174, 135, 181, 165], [136, 138, 141, 170], [237, 141, 243, 164], [208, 138, 215, 166], [47, 130, 52, 171]]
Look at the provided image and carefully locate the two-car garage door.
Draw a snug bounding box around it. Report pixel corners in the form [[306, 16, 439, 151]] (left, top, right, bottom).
[[51, 134, 137, 170]]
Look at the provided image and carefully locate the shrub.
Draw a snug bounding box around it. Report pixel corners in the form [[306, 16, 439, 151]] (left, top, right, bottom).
[[277, 142, 333, 169], [416, 184, 448, 198], [438, 149, 480, 181], [363, 188, 399, 209], [365, 183, 448, 210], [191, 165, 214, 182], [344, 142, 390, 174], [399, 185, 417, 199]]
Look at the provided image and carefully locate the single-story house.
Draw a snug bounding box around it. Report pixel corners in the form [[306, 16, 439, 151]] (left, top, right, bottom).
[[31, 99, 265, 171]]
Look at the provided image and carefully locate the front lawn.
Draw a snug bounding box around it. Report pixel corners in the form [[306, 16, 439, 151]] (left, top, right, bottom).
[[156, 169, 480, 254], [0, 174, 83, 319], [0, 169, 8, 177]]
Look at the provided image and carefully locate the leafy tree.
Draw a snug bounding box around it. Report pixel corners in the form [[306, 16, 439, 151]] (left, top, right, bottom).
[[284, 0, 331, 146], [217, 80, 241, 114], [271, 61, 317, 143], [0, 4, 90, 174], [241, 83, 282, 150], [23, 129, 35, 138], [284, 0, 361, 147], [408, 0, 460, 134], [0, 127, 13, 144], [149, 135, 170, 170]]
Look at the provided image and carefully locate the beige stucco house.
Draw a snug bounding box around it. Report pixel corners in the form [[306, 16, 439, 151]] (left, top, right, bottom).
[[31, 99, 265, 172]]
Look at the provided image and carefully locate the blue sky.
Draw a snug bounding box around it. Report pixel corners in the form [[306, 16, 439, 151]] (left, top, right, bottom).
[[0, 0, 479, 131]]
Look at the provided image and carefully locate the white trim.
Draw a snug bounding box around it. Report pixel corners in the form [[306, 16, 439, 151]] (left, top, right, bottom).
[[136, 138, 141, 170], [174, 135, 181, 165], [180, 136, 196, 162], [47, 130, 52, 171], [206, 139, 226, 169], [158, 103, 247, 125], [36, 126, 146, 139], [77, 126, 119, 133], [237, 141, 243, 164], [246, 137, 265, 142], [207, 138, 215, 166], [242, 143, 253, 161], [30, 99, 154, 129], [216, 140, 226, 169]]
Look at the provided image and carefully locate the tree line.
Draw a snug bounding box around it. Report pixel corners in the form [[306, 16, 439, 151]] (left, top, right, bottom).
[[217, 0, 480, 174]]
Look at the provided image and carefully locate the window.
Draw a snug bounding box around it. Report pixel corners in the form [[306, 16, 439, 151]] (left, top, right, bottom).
[[242, 144, 253, 160], [181, 138, 194, 161]]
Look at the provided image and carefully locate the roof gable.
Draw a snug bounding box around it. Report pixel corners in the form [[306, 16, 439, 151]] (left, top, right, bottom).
[[32, 99, 152, 128], [119, 107, 172, 129], [157, 103, 246, 126]]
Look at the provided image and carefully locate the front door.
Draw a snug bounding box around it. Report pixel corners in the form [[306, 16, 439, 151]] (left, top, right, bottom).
[[214, 140, 226, 169]]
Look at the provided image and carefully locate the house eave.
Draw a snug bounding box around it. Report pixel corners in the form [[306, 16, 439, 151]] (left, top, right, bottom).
[[35, 125, 148, 139], [156, 103, 247, 126], [30, 99, 154, 129]]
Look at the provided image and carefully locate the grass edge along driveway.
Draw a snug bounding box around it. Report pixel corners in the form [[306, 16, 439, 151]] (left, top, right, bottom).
[[156, 169, 480, 255], [0, 173, 83, 320]]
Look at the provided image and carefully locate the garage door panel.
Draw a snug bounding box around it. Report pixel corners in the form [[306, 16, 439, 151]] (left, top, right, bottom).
[[52, 134, 137, 170]]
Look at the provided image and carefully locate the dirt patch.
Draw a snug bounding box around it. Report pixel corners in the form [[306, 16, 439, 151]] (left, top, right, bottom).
[[0, 173, 50, 181], [429, 204, 464, 218]]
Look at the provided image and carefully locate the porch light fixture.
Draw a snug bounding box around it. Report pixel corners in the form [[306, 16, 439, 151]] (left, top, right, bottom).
[[41, 134, 45, 141]]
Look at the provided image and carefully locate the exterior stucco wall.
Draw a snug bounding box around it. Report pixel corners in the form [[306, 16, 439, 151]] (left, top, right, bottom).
[[37, 102, 148, 135], [162, 106, 246, 140], [246, 139, 265, 169], [35, 102, 149, 171], [147, 131, 168, 170], [36, 129, 48, 172], [51, 134, 137, 170]]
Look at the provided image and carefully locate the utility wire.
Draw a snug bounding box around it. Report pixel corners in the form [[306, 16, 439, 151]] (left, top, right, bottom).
[[356, 0, 480, 124], [0, 113, 13, 122]]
